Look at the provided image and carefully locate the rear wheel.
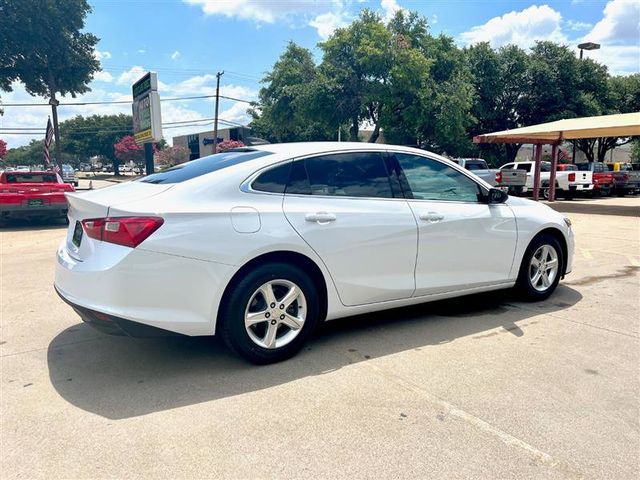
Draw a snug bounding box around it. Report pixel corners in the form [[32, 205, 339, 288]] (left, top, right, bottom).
[[516, 234, 563, 301], [219, 262, 320, 364]]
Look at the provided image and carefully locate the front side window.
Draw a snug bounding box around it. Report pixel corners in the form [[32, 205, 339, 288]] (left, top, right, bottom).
[[287, 152, 394, 199], [395, 153, 483, 203]]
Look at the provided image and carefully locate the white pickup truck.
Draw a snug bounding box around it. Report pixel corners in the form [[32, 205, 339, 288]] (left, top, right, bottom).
[[500, 161, 593, 199], [453, 158, 526, 193]]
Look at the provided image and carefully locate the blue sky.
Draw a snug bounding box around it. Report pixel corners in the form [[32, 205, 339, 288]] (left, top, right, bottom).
[[2, 0, 639, 149]]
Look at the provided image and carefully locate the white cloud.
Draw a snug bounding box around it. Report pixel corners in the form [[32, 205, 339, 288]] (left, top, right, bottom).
[[460, 5, 567, 49], [94, 50, 112, 61], [138, 48, 147, 54], [580, 0, 640, 75], [587, 0, 639, 45], [310, 11, 350, 39], [380, 0, 404, 22], [566, 20, 592, 31], [184, 0, 324, 23], [219, 101, 252, 125], [184, 0, 357, 38], [170, 50, 181, 60], [93, 71, 114, 83], [117, 66, 148, 85]]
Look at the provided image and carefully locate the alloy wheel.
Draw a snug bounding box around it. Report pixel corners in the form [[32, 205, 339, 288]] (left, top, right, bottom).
[[244, 279, 307, 349], [528, 245, 559, 292]]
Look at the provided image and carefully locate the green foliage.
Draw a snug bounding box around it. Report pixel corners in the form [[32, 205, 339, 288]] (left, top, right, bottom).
[[631, 139, 640, 163], [0, 0, 100, 99], [60, 114, 133, 162], [250, 42, 334, 143]]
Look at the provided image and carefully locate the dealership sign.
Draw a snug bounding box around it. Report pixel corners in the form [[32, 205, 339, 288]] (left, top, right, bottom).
[[132, 72, 162, 144]]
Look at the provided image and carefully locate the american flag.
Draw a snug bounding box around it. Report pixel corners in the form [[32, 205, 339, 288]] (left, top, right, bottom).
[[43, 117, 60, 173]]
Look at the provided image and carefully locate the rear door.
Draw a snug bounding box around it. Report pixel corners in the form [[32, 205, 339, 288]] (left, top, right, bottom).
[[393, 153, 517, 296], [282, 151, 418, 306]]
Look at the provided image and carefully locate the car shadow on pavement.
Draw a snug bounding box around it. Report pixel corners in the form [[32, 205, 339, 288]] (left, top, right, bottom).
[[546, 199, 640, 217], [47, 285, 582, 420]]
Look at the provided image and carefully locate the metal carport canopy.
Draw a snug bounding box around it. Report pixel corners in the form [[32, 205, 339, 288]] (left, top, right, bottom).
[[472, 112, 640, 202], [473, 112, 640, 144]]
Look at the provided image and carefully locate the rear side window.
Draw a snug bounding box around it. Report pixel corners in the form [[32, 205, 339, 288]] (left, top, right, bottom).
[[288, 152, 393, 198], [465, 161, 487, 171], [252, 162, 291, 194], [140, 149, 270, 184], [515, 164, 532, 173]]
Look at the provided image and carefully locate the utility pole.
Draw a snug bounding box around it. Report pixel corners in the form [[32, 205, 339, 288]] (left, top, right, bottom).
[[213, 71, 224, 154], [49, 97, 62, 172]]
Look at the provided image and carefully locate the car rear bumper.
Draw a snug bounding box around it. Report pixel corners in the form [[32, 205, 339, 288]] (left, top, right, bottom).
[[54, 240, 234, 336], [1, 202, 68, 217], [55, 285, 179, 337], [568, 184, 594, 191]]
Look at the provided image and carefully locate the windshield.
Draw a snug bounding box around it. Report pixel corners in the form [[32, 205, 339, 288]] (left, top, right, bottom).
[[140, 149, 271, 184]]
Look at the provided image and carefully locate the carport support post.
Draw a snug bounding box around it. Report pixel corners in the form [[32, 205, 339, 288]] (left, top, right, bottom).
[[548, 143, 559, 202], [532, 144, 543, 201]]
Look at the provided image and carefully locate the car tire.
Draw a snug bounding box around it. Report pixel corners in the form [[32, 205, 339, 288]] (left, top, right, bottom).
[[516, 234, 563, 301], [219, 262, 320, 364]]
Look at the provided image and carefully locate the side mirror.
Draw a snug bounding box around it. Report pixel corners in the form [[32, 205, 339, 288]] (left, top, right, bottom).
[[487, 188, 508, 204]]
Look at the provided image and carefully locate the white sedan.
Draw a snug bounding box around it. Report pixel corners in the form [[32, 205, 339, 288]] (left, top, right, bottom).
[[55, 143, 574, 363]]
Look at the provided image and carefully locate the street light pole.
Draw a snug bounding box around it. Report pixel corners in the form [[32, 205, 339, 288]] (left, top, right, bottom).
[[574, 42, 601, 164], [213, 71, 224, 154]]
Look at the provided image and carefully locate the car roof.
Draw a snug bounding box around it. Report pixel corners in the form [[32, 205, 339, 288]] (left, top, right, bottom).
[[251, 141, 441, 158]]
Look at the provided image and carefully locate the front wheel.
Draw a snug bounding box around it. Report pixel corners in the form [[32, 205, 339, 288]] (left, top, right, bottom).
[[516, 234, 563, 301], [219, 263, 320, 364]]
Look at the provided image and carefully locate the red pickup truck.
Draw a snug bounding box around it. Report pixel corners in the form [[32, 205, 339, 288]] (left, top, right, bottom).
[[0, 170, 75, 221], [576, 162, 615, 197]]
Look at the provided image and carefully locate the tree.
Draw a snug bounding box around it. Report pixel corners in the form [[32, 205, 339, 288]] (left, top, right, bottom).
[[155, 145, 189, 166], [60, 114, 133, 171], [576, 73, 640, 162], [0, 0, 101, 168], [250, 42, 333, 143], [114, 136, 157, 170], [631, 139, 640, 163], [466, 43, 530, 164], [0, 139, 7, 159]]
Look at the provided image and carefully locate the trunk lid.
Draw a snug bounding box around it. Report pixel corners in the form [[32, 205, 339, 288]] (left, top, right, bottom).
[[64, 181, 173, 261]]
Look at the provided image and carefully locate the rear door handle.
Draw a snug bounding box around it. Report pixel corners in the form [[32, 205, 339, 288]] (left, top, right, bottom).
[[305, 212, 336, 223], [419, 212, 444, 222]]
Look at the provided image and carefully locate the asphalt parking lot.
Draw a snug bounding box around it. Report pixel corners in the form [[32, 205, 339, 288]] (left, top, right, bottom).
[[1, 195, 639, 479]]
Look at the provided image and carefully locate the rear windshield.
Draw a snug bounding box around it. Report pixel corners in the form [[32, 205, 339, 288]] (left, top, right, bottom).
[[4, 173, 58, 183], [140, 149, 271, 184]]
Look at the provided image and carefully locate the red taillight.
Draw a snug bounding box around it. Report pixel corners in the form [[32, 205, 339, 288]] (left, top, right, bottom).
[[568, 173, 575, 182], [495, 171, 503, 184], [81, 216, 164, 248]]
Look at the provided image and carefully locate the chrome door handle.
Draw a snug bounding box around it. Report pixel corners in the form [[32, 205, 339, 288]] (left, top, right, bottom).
[[305, 212, 336, 223], [419, 212, 444, 222]]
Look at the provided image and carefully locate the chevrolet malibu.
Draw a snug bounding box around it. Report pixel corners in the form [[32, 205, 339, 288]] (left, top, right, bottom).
[[55, 143, 574, 363]]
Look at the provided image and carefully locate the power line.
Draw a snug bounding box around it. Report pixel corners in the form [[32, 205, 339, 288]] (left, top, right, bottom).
[[0, 93, 255, 107]]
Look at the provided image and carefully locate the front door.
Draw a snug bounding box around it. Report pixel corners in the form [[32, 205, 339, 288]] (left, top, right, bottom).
[[393, 153, 517, 296], [282, 151, 418, 306]]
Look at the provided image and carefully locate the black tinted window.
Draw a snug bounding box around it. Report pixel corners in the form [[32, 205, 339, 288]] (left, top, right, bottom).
[[396, 153, 482, 202], [140, 149, 270, 184], [515, 164, 532, 173], [298, 152, 393, 198], [252, 162, 291, 193]]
